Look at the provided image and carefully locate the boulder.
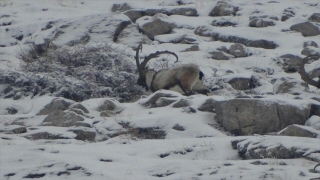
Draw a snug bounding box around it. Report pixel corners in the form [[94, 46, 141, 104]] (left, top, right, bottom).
[[172, 98, 191, 108], [308, 13, 320, 23], [209, 1, 239, 16], [169, 7, 198, 16], [124, 10, 144, 23], [249, 18, 275, 28], [0, 125, 27, 134], [301, 46, 320, 56], [76, 121, 92, 128], [37, 98, 72, 115], [155, 97, 177, 107], [111, 3, 132, 12], [278, 124, 319, 138], [141, 91, 179, 107], [249, 15, 278, 21], [278, 54, 303, 73], [42, 110, 84, 127], [100, 110, 117, 117], [209, 51, 234, 60], [98, 99, 122, 112], [224, 76, 255, 90], [6, 107, 18, 115], [281, 8, 295, 21], [24, 132, 70, 140], [68, 129, 96, 142], [137, 13, 176, 40], [198, 98, 216, 113], [211, 18, 237, 27], [228, 43, 247, 58], [290, 22, 320, 37], [69, 103, 89, 113], [305, 115, 320, 131], [215, 98, 310, 135], [232, 136, 320, 159], [304, 41, 318, 48], [273, 77, 309, 94]]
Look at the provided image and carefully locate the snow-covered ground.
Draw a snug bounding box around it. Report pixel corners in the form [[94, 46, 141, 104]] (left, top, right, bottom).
[[1, 0, 320, 179]]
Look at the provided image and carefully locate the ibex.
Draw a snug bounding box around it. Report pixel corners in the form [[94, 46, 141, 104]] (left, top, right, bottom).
[[298, 55, 320, 88], [135, 43, 209, 96]]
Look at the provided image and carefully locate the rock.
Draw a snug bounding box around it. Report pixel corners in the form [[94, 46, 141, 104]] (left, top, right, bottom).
[[154, 97, 177, 107], [308, 13, 320, 23], [111, 3, 132, 12], [117, 24, 152, 48], [232, 136, 320, 159], [249, 18, 275, 28], [209, 50, 234, 60], [98, 99, 120, 112], [301, 46, 320, 56], [124, 10, 144, 23], [170, 7, 198, 16], [304, 41, 318, 48], [305, 115, 320, 131], [141, 91, 179, 107], [137, 13, 176, 40], [76, 121, 92, 128], [172, 124, 185, 131], [215, 98, 310, 135], [130, 127, 166, 139], [224, 77, 255, 90], [273, 77, 309, 94], [100, 110, 116, 117], [69, 103, 89, 113], [0, 125, 27, 134], [68, 129, 96, 142], [172, 98, 191, 108], [278, 124, 319, 138], [211, 18, 237, 27], [181, 45, 199, 52], [37, 98, 71, 115], [24, 132, 70, 140], [249, 15, 278, 21], [198, 98, 216, 113], [278, 54, 303, 73], [281, 8, 295, 21], [290, 22, 320, 37], [6, 107, 18, 115], [310, 104, 320, 117], [209, 1, 239, 16], [228, 43, 247, 58], [42, 110, 84, 127], [194, 26, 278, 49]]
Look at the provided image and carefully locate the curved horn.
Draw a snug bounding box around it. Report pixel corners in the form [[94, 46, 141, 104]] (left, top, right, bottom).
[[140, 50, 179, 68], [298, 55, 320, 88]]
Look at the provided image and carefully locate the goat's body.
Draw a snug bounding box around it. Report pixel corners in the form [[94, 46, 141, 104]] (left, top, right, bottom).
[[145, 64, 208, 95]]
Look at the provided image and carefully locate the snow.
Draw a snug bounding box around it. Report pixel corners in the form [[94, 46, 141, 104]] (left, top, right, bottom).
[[1, 0, 320, 179]]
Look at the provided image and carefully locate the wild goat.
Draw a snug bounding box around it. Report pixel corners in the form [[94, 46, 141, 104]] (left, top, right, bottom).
[[298, 55, 320, 88], [135, 43, 209, 95]]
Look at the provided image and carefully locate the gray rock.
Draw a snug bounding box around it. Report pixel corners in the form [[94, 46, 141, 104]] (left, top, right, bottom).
[[69, 103, 89, 113], [310, 104, 320, 117], [172, 124, 185, 131], [229, 43, 247, 58], [278, 124, 319, 138], [194, 26, 278, 49], [278, 54, 303, 73], [209, 1, 239, 16], [137, 13, 176, 40], [281, 8, 295, 21], [0, 125, 27, 134], [69, 108, 85, 116], [42, 110, 84, 127], [142, 91, 178, 107], [232, 136, 319, 159], [215, 98, 310, 135], [155, 97, 177, 107], [304, 41, 318, 48], [209, 51, 234, 60], [172, 99, 191, 108], [181, 45, 199, 52], [211, 18, 237, 27], [225, 77, 254, 90], [100, 110, 116, 117], [37, 98, 71, 115], [111, 3, 132, 12], [98, 99, 118, 112], [170, 7, 198, 16], [124, 10, 144, 23], [68, 129, 96, 142], [6, 107, 18, 115], [290, 22, 320, 37], [198, 98, 216, 113], [76, 121, 92, 128], [301, 47, 320, 56], [273, 77, 309, 94], [24, 132, 70, 140], [249, 18, 275, 28], [308, 13, 320, 23], [249, 15, 278, 21]]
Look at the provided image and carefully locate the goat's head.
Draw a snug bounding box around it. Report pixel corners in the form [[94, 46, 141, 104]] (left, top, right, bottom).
[[135, 42, 178, 91]]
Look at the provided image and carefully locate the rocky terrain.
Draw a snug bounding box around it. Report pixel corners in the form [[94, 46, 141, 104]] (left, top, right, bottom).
[[1, 0, 320, 179]]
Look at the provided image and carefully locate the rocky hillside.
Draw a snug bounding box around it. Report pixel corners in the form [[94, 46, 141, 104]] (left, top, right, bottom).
[[1, 0, 320, 179]]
